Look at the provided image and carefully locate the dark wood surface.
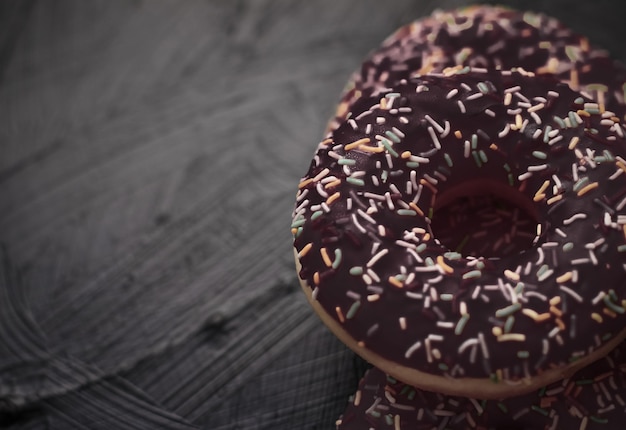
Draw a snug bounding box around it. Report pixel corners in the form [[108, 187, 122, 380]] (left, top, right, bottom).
[[1, 1, 625, 429]]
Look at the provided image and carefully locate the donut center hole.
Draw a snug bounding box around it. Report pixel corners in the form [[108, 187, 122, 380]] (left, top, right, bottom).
[[431, 181, 538, 259]]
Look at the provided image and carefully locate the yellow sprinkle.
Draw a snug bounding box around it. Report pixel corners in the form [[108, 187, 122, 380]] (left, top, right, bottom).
[[577, 182, 599, 196], [504, 92, 513, 106], [345, 138, 371, 151], [336, 306, 345, 323], [422, 233, 431, 242], [556, 272, 573, 283], [591, 313, 603, 323], [298, 178, 314, 189], [320, 248, 333, 267], [409, 202, 424, 216], [320, 138, 333, 146], [555, 318, 565, 331], [359, 145, 385, 153], [419, 178, 438, 194], [324, 179, 341, 189], [388, 276, 404, 288], [550, 306, 563, 318], [515, 114, 523, 129], [533, 180, 550, 202], [326, 192, 340, 205], [577, 109, 590, 118], [497, 333, 526, 342], [616, 160, 626, 173], [522, 309, 552, 322], [547, 194, 563, 205], [504, 269, 520, 281], [401, 151, 412, 159], [549, 296, 562, 306], [367, 294, 380, 302], [568, 136, 580, 150], [454, 130, 463, 139], [492, 326, 503, 337], [313, 272, 320, 285], [380, 97, 387, 110], [298, 243, 313, 258], [436, 255, 454, 274]]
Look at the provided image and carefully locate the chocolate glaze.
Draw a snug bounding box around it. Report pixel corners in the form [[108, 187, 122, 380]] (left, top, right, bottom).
[[292, 69, 626, 381], [337, 340, 626, 429], [328, 6, 626, 133]]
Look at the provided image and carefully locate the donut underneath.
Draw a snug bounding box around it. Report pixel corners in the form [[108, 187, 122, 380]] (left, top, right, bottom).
[[336, 340, 626, 430]]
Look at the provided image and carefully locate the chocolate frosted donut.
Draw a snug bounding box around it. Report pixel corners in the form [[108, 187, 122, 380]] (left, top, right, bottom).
[[328, 6, 626, 133], [292, 68, 626, 398], [337, 341, 626, 430]]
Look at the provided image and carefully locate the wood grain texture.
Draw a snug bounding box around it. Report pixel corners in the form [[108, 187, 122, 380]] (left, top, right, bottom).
[[1, 0, 625, 429]]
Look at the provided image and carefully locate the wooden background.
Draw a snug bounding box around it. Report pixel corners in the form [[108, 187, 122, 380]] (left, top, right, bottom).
[[1, 1, 625, 429]]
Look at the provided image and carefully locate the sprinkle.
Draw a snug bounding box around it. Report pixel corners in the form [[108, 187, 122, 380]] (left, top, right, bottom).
[[498, 333, 526, 342], [346, 177, 365, 186], [298, 243, 313, 258], [388, 276, 404, 288], [495, 303, 522, 318], [427, 126, 442, 149], [346, 301, 361, 319], [320, 248, 332, 267], [577, 182, 599, 196], [463, 270, 482, 279], [335, 306, 345, 323], [344, 138, 371, 151]]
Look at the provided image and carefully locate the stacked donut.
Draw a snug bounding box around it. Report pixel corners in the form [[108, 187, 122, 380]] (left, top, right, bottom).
[[292, 5, 626, 429]]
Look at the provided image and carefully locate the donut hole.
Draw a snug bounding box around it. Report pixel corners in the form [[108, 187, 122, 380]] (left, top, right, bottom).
[[431, 180, 539, 259]]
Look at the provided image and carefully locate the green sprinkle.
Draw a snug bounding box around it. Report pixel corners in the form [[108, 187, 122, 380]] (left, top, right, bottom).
[[407, 389, 416, 400], [346, 177, 365, 186], [406, 162, 420, 168], [349, 266, 363, 275], [425, 257, 435, 266], [574, 97, 585, 105], [568, 111, 579, 127], [440, 293, 454, 301], [384, 415, 393, 426], [514, 282, 525, 295], [503, 163, 511, 172], [397, 209, 417, 216], [386, 375, 397, 383], [573, 177, 590, 192], [455, 314, 470, 335], [565, 45, 578, 61], [508, 173, 514, 186], [563, 242, 574, 252], [311, 210, 324, 221], [385, 92, 400, 99], [538, 386, 547, 397], [495, 303, 522, 318], [590, 416, 609, 424], [575, 378, 594, 386], [471, 134, 478, 149], [367, 410, 381, 418], [531, 405, 549, 417], [603, 295, 625, 314], [346, 301, 361, 319], [463, 270, 482, 280], [338, 158, 356, 165], [532, 151, 547, 160], [497, 402, 509, 413], [444, 252, 462, 260], [479, 150, 488, 163], [618, 244, 626, 252], [428, 207, 434, 219], [381, 138, 399, 157], [517, 350, 530, 359], [553, 116, 566, 128], [332, 249, 342, 269], [490, 373, 499, 383], [385, 130, 401, 143], [438, 363, 449, 371], [477, 82, 490, 94], [416, 243, 427, 253], [381, 170, 388, 183], [504, 316, 515, 333], [603, 150, 615, 162], [444, 153, 453, 167], [476, 261, 485, 270], [543, 125, 552, 143], [472, 150, 482, 167], [291, 218, 306, 228], [602, 333, 613, 341], [294, 226, 303, 238]]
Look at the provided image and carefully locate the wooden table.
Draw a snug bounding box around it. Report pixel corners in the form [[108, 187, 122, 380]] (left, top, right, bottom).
[[1, 1, 625, 428]]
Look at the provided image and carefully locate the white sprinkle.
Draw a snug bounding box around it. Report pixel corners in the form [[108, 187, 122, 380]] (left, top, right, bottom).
[[457, 100, 466, 113], [427, 126, 441, 149], [405, 341, 422, 358], [446, 88, 459, 99]]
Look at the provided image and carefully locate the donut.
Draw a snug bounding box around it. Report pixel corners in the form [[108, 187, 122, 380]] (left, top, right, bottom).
[[336, 340, 626, 430], [292, 68, 626, 398], [327, 5, 626, 133]]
